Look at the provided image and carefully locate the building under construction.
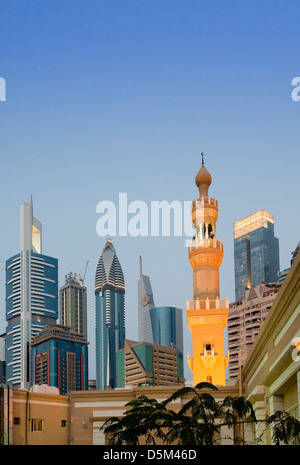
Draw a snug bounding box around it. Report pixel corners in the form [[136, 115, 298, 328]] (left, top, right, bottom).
[[59, 268, 88, 338]]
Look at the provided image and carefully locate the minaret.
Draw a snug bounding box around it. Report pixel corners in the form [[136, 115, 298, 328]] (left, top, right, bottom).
[[186, 153, 229, 386]]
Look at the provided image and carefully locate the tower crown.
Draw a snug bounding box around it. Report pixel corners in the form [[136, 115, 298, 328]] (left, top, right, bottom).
[[95, 238, 125, 294], [195, 153, 212, 198], [195, 165, 212, 198]]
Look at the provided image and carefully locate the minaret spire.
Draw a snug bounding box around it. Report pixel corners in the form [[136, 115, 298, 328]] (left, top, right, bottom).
[[186, 159, 229, 386]]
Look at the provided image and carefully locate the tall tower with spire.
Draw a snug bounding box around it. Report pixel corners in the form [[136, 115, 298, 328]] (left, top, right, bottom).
[[5, 198, 58, 389], [186, 154, 229, 386], [95, 238, 125, 389]]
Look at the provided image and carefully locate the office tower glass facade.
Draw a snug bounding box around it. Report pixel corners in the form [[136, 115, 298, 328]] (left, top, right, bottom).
[[137, 257, 183, 357], [95, 239, 125, 390], [149, 306, 183, 354], [5, 200, 58, 389], [234, 210, 280, 301], [31, 324, 89, 394], [59, 273, 87, 338]]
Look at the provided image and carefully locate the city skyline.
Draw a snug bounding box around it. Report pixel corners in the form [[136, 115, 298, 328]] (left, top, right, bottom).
[[0, 1, 299, 382]]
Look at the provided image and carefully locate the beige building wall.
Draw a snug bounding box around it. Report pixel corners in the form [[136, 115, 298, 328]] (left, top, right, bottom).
[[12, 389, 69, 445], [69, 384, 240, 445], [241, 251, 300, 444]]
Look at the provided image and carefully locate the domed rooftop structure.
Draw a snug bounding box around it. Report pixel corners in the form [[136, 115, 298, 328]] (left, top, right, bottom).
[[195, 152, 212, 198]]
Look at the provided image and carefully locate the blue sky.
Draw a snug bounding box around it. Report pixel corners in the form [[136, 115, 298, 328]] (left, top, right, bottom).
[[0, 1, 299, 381]]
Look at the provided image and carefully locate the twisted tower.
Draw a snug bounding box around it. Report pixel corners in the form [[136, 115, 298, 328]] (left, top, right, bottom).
[[186, 154, 229, 386]]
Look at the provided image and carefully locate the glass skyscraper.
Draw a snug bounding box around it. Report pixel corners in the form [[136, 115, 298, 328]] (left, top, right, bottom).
[[234, 209, 280, 301], [149, 306, 183, 353], [95, 238, 125, 390], [138, 257, 183, 354], [5, 199, 58, 389]]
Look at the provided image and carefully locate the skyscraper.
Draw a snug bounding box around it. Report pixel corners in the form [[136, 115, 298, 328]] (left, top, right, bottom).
[[59, 272, 87, 338], [95, 238, 125, 390], [149, 306, 183, 353], [186, 155, 229, 386], [228, 281, 281, 380], [5, 199, 58, 389], [138, 257, 183, 353], [31, 324, 89, 394], [138, 256, 155, 343], [234, 209, 280, 301]]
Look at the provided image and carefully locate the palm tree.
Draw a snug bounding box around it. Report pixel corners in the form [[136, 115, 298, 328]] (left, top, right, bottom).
[[102, 382, 257, 445], [102, 395, 173, 445], [162, 382, 256, 445], [266, 411, 300, 445]]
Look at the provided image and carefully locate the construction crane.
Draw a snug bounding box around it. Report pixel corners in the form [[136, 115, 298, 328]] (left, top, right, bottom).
[[79, 260, 89, 286]]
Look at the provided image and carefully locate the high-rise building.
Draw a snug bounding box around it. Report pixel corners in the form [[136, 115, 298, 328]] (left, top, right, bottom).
[[186, 155, 229, 386], [5, 199, 58, 389], [138, 257, 183, 353], [59, 273, 87, 338], [31, 324, 89, 394], [228, 282, 281, 380], [138, 256, 155, 343], [149, 306, 183, 353], [95, 238, 125, 390], [116, 339, 184, 388], [234, 209, 280, 301]]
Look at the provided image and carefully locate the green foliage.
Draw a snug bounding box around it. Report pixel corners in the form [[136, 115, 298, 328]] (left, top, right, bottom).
[[266, 411, 300, 445], [102, 383, 300, 445], [102, 383, 256, 445]]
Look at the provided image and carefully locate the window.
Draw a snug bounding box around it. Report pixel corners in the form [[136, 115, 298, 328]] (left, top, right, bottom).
[[31, 419, 44, 432], [14, 417, 20, 425], [61, 420, 67, 428]]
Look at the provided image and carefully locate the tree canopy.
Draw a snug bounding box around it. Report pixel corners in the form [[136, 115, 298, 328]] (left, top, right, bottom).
[[102, 382, 258, 445]]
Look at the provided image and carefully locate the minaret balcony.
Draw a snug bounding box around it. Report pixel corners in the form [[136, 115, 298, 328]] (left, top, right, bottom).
[[187, 297, 229, 311], [186, 297, 229, 330], [191, 198, 219, 226], [188, 237, 223, 253], [191, 197, 218, 210]]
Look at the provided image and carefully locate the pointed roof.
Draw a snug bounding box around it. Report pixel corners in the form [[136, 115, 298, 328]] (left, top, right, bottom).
[[195, 152, 212, 198], [247, 286, 258, 301], [95, 238, 125, 293]]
